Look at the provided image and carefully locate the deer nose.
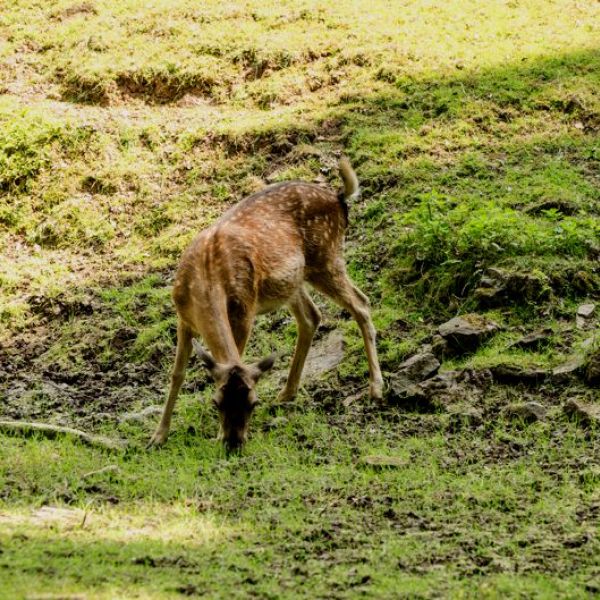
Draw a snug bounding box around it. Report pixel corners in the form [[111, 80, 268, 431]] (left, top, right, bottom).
[[223, 436, 244, 455]]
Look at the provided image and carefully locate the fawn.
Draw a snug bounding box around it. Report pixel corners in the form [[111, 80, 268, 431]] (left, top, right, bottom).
[[149, 158, 383, 452]]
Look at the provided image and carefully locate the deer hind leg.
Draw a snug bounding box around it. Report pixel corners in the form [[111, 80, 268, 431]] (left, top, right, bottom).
[[148, 321, 193, 447], [277, 288, 321, 402], [310, 262, 383, 400]]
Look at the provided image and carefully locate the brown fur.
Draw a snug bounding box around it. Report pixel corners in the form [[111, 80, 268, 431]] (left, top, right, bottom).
[[149, 158, 383, 451]]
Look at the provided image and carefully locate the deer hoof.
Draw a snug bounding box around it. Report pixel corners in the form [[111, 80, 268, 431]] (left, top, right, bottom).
[[276, 389, 296, 403], [147, 429, 169, 449], [369, 381, 383, 401]]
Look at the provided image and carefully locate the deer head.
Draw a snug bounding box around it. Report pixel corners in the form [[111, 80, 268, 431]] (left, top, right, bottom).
[[193, 340, 275, 453]]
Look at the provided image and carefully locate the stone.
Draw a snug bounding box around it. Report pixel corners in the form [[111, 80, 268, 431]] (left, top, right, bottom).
[[509, 328, 553, 351], [474, 285, 505, 306], [385, 352, 441, 408], [524, 198, 577, 216], [551, 357, 585, 383], [430, 334, 449, 359], [583, 348, 600, 387], [504, 401, 547, 422], [490, 364, 547, 386], [395, 352, 440, 382], [563, 399, 600, 427], [385, 377, 426, 408], [577, 303, 597, 330], [581, 337, 596, 351], [577, 303, 596, 318], [438, 314, 499, 355], [301, 330, 345, 380], [387, 367, 492, 413], [475, 268, 551, 307]]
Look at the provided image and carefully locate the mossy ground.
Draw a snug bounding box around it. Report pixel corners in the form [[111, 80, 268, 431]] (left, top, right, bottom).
[[0, 1, 599, 598]]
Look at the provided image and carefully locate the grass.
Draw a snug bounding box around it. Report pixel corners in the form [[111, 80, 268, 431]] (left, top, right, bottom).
[[2, 410, 599, 598], [1, 0, 599, 598]]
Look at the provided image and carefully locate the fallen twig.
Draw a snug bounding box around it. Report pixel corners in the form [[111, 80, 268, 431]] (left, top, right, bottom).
[[82, 464, 119, 479], [0, 420, 127, 451]]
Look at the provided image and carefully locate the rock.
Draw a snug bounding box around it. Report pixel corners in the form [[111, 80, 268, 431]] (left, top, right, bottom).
[[524, 198, 577, 216], [395, 352, 440, 382], [454, 367, 494, 390], [475, 268, 550, 307], [385, 378, 426, 408], [563, 398, 600, 427], [430, 334, 449, 359], [301, 330, 345, 380], [360, 455, 408, 469], [385, 352, 441, 408], [552, 357, 585, 383], [438, 314, 499, 355], [581, 336, 596, 351], [490, 364, 547, 386], [549, 267, 600, 296], [577, 303, 596, 318], [583, 348, 600, 386], [577, 303, 597, 329], [474, 285, 505, 306], [387, 368, 492, 413], [426, 368, 492, 409], [509, 328, 553, 351], [504, 401, 547, 423]]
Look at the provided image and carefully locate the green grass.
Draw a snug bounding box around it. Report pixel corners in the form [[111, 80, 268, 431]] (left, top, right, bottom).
[[2, 408, 599, 599], [1, 0, 599, 598]]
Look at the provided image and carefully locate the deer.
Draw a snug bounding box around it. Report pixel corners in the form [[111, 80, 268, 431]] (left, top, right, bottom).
[[148, 157, 383, 452]]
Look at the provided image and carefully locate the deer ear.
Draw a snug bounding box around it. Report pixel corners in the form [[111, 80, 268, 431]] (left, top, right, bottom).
[[251, 353, 277, 381], [192, 339, 217, 373]]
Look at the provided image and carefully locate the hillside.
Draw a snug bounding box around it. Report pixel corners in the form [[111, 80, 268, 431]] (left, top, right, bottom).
[[1, 1, 599, 598]]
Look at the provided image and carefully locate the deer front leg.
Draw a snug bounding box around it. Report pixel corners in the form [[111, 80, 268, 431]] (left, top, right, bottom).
[[229, 309, 254, 357], [148, 322, 192, 447], [277, 289, 321, 402]]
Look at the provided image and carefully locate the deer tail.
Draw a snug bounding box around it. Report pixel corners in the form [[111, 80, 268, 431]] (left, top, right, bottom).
[[338, 156, 360, 203], [337, 157, 360, 226]]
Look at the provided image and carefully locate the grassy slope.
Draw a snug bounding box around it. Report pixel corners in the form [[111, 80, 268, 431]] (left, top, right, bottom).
[[1, 1, 599, 598]]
